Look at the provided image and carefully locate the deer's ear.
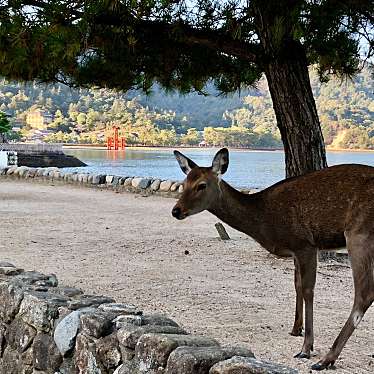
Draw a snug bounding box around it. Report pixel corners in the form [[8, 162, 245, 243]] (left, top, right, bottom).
[[174, 150, 198, 175], [212, 148, 229, 175]]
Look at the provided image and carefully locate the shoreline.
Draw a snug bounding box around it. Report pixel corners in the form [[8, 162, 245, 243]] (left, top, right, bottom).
[[62, 144, 374, 153]]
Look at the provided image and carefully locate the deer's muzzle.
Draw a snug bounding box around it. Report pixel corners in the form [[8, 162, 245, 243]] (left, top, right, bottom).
[[171, 206, 186, 220]]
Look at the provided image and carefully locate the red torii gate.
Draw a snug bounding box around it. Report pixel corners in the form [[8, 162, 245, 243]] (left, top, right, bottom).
[[107, 126, 125, 150]]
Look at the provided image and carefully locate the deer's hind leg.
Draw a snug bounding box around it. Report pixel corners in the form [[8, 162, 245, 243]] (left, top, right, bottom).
[[312, 230, 374, 371], [290, 258, 304, 336], [293, 248, 317, 359]]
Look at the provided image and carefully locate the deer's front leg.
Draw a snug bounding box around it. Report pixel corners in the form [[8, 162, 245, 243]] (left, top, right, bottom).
[[294, 249, 317, 359], [290, 258, 304, 336]]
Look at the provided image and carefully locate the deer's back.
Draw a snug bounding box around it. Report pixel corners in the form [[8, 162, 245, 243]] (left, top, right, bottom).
[[259, 164, 374, 250]]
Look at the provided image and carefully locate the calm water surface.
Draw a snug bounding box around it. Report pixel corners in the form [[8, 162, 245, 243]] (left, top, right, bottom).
[[64, 148, 374, 189]]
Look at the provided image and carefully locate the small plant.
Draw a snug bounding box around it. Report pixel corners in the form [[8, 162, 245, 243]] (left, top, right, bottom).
[[0, 111, 11, 142]]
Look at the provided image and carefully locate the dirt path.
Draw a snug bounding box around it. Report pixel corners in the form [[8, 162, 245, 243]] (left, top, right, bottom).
[[0, 179, 373, 373]]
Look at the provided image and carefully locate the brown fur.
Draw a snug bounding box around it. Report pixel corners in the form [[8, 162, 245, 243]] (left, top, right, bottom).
[[173, 155, 374, 371]]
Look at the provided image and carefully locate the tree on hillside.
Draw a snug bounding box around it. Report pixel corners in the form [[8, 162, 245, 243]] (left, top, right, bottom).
[[0, 1, 372, 176], [0, 111, 11, 143]]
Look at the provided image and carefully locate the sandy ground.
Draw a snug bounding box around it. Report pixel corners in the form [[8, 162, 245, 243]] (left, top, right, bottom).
[[0, 179, 373, 373]]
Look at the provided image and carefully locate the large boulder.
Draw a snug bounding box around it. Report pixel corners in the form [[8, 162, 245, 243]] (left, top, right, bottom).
[[18, 291, 67, 332], [135, 333, 219, 373], [159, 180, 173, 192], [132, 177, 152, 189], [54, 310, 81, 356], [165, 346, 255, 374], [5, 317, 36, 353], [209, 356, 298, 374], [33, 333, 63, 372]]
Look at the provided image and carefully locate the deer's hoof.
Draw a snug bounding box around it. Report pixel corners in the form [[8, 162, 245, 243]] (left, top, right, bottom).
[[294, 351, 310, 359], [289, 328, 303, 337], [311, 360, 336, 371]]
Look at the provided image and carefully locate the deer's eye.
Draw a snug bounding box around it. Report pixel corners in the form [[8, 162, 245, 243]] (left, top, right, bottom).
[[197, 183, 207, 191]]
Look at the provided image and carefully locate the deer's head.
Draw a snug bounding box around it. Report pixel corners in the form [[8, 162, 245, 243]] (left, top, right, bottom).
[[171, 148, 229, 220]]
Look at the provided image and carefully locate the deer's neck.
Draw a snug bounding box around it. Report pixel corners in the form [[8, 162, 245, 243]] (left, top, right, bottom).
[[208, 180, 265, 242]]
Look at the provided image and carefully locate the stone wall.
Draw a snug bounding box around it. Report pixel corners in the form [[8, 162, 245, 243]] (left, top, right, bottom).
[[0, 263, 297, 374], [0, 166, 257, 198]]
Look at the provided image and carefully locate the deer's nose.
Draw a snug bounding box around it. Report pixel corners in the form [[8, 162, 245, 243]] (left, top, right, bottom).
[[172, 206, 182, 219]]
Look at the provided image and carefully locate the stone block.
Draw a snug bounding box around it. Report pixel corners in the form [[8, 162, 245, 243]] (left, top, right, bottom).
[[114, 314, 143, 329], [124, 177, 133, 186], [178, 184, 184, 193], [140, 313, 179, 327], [42, 169, 51, 177], [74, 333, 103, 374], [165, 346, 255, 374], [96, 332, 121, 370], [132, 177, 152, 189], [67, 294, 115, 310], [6, 317, 37, 353], [33, 333, 62, 372], [99, 175, 107, 184], [106, 175, 114, 184], [209, 356, 298, 374], [18, 291, 67, 332], [55, 286, 83, 297], [159, 180, 173, 192], [115, 313, 177, 330], [112, 176, 121, 186], [170, 182, 180, 192], [36, 168, 45, 177], [116, 360, 138, 374], [135, 333, 219, 372], [80, 311, 113, 339], [6, 165, 18, 175], [53, 170, 61, 180], [18, 167, 30, 177], [118, 324, 187, 350], [150, 179, 161, 191], [91, 175, 101, 185], [14, 271, 58, 286], [0, 280, 25, 323], [98, 302, 140, 315], [0, 346, 30, 374], [0, 265, 23, 275], [54, 310, 81, 356], [25, 168, 37, 178]]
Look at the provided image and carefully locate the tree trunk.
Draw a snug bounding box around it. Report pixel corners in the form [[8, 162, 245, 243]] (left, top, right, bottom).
[[264, 45, 327, 178], [252, 2, 328, 178]]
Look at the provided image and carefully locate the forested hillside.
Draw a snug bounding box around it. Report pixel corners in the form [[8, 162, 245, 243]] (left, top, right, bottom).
[[0, 67, 373, 149]]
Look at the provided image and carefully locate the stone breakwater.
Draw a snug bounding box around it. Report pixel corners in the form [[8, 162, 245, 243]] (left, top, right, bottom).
[[0, 165, 258, 197], [0, 263, 297, 374]]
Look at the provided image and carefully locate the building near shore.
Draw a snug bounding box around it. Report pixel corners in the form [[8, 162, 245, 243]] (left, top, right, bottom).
[[26, 109, 53, 129]]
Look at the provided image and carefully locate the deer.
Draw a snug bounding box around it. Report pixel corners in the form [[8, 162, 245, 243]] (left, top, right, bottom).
[[171, 148, 374, 371]]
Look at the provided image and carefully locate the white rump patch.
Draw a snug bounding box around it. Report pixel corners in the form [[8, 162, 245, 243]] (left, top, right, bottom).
[[352, 311, 363, 328]]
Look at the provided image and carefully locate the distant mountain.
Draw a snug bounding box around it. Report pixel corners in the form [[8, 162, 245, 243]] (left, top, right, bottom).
[[0, 66, 373, 149]]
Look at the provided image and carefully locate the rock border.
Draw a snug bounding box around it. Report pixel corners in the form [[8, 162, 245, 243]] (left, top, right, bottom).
[[0, 166, 259, 199], [0, 264, 297, 374]]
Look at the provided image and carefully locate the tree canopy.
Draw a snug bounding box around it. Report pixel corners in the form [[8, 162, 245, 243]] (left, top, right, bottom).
[[0, 1, 372, 92], [0, 1, 373, 177]]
